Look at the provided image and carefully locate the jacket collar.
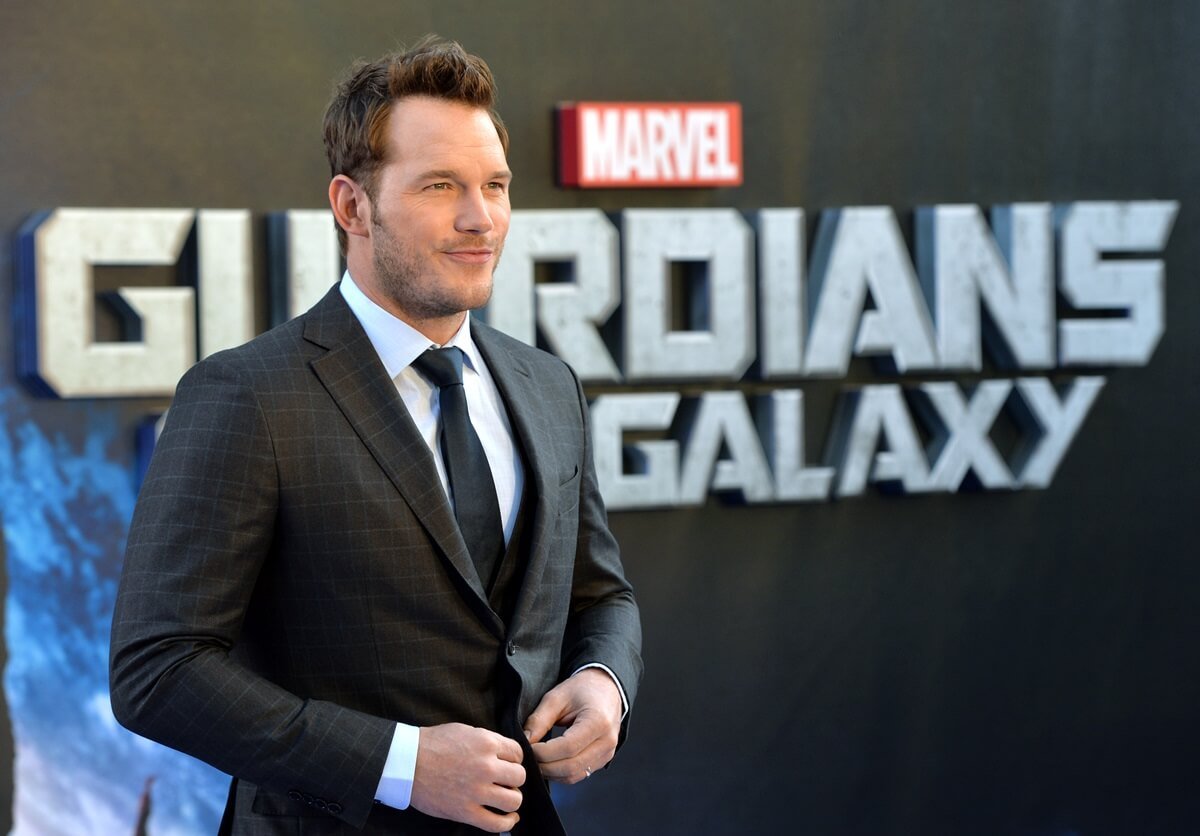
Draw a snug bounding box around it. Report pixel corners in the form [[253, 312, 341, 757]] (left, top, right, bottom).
[[300, 287, 565, 637], [301, 286, 504, 636]]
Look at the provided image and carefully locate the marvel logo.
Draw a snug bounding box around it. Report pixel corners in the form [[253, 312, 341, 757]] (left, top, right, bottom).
[[558, 102, 742, 188]]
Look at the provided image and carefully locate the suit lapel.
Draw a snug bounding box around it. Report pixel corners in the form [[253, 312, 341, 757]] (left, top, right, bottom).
[[302, 288, 500, 630], [472, 323, 561, 615]]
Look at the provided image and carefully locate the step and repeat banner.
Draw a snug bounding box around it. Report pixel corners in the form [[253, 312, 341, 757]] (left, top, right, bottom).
[[1, 4, 1197, 834]]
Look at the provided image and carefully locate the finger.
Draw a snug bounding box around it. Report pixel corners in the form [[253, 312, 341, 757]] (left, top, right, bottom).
[[492, 759, 527, 790], [493, 734, 525, 764], [529, 711, 604, 763], [523, 688, 570, 744], [536, 737, 613, 784], [530, 733, 581, 764], [482, 784, 523, 814], [470, 808, 519, 834], [532, 719, 609, 767]]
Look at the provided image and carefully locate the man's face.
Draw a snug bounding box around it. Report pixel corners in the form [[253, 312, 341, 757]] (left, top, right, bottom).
[[366, 96, 511, 325]]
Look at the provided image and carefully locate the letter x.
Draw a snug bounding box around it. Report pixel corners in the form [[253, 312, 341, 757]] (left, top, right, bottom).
[[919, 380, 1014, 491]]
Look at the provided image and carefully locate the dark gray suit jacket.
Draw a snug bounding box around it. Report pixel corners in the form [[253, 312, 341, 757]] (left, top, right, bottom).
[[109, 286, 642, 834]]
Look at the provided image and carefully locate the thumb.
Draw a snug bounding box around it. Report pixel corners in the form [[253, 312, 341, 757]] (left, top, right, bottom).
[[523, 688, 568, 744]]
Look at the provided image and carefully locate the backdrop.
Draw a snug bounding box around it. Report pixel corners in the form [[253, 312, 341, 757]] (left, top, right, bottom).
[[1, 3, 1198, 834]]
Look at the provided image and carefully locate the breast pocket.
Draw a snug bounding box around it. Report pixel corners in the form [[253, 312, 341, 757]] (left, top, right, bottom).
[[558, 464, 580, 487], [556, 463, 581, 521]]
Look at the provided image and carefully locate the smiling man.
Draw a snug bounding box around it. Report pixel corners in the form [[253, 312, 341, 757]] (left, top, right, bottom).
[[110, 37, 642, 835]]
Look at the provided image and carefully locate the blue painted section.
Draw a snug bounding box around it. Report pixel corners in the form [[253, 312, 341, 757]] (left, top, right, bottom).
[[0, 384, 225, 833]]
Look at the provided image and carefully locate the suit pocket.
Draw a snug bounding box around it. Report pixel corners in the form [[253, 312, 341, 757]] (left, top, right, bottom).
[[556, 465, 582, 523], [558, 463, 580, 487]]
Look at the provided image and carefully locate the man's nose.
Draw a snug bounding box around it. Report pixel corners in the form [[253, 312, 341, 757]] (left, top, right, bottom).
[[455, 189, 496, 235]]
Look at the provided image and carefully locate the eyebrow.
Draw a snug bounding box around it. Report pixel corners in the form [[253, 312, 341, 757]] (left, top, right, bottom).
[[418, 169, 513, 181]]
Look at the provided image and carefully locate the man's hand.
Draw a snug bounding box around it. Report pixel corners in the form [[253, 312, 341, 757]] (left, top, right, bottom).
[[523, 668, 623, 784], [409, 723, 526, 833]]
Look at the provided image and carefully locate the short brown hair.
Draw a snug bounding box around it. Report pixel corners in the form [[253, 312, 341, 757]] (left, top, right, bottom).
[[323, 36, 509, 252]]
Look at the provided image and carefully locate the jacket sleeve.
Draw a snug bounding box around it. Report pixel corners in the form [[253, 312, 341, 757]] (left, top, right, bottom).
[[109, 356, 393, 829], [557, 364, 644, 741]]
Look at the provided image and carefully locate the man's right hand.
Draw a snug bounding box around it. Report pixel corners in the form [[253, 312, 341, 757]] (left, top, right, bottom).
[[409, 723, 526, 833]]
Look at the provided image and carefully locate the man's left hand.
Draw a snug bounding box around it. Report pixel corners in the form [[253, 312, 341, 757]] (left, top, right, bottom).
[[523, 668, 623, 784]]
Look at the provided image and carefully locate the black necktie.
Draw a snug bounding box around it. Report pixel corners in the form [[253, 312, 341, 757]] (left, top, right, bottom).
[[411, 347, 505, 587]]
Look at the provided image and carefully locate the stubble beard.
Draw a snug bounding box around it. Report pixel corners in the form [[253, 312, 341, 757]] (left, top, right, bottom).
[[371, 216, 501, 322]]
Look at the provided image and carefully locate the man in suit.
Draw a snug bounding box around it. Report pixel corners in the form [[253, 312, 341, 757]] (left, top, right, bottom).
[[109, 37, 642, 835]]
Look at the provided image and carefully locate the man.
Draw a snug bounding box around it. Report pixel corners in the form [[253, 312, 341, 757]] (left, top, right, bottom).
[[110, 37, 642, 835]]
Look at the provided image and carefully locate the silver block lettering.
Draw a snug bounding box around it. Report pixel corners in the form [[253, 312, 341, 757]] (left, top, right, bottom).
[[28, 208, 196, 397], [489, 209, 621, 381], [919, 380, 1015, 491], [623, 209, 755, 380], [591, 392, 681, 510], [761, 389, 834, 501], [757, 209, 806, 377], [197, 210, 255, 358], [918, 204, 1054, 370], [1011, 376, 1105, 488], [1058, 201, 1177, 366], [806, 207, 938, 376], [678, 391, 774, 504], [831, 384, 932, 496], [272, 210, 340, 324]]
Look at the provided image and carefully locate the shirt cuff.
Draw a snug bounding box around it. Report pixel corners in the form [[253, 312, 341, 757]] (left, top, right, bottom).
[[571, 663, 629, 719], [374, 722, 420, 810]]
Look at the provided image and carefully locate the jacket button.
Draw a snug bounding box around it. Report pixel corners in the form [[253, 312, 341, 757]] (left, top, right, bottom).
[[288, 790, 303, 802], [506, 641, 517, 656], [328, 802, 344, 815]]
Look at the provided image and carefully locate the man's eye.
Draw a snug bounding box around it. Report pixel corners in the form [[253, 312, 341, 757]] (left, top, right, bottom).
[[487, 182, 507, 192], [428, 182, 451, 191]]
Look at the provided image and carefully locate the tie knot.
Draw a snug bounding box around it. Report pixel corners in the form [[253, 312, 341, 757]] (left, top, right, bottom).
[[412, 347, 465, 389]]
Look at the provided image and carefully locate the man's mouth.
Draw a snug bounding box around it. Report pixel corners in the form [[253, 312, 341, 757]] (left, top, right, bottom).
[[443, 248, 495, 264]]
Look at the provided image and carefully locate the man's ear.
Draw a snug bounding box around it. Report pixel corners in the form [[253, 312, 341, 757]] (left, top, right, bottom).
[[328, 174, 371, 240]]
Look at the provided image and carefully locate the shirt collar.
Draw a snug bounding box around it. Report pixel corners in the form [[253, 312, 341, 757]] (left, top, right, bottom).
[[339, 271, 483, 379]]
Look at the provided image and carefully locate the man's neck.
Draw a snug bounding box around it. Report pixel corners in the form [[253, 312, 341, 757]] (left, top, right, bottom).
[[401, 312, 468, 347], [346, 266, 467, 345]]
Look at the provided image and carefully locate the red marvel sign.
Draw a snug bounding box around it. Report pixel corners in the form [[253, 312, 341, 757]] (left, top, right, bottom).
[[557, 102, 743, 188]]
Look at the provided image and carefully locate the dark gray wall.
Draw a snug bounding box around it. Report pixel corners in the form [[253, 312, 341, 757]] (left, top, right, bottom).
[[2, 2, 1198, 834]]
